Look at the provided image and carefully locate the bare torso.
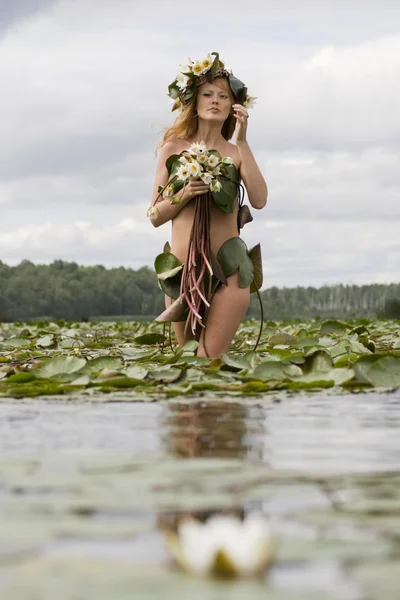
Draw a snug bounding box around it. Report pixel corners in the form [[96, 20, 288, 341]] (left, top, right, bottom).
[[168, 139, 242, 263]]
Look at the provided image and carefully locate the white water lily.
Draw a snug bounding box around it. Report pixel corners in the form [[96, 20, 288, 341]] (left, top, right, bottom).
[[176, 165, 191, 181], [222, 156, 234, 165], [196, 140, 208, 155], [178, 155, 188, 164], [200, 172, 213, 185], [210, 178, 222, 193], [188, 162, 201, 178], [207, 154, 219, 168], [146, 206, 159, 219], [188, 141, 208, 157], [192, 60, 203, 76], [164, 513, 276, 578], [180, 62, 192, 74], [212, 165, 221, 176], [197, 154, 208, 164], [244, 95, 257, 109], [176, 72, 190, 90], [201, 53, 213, 73]]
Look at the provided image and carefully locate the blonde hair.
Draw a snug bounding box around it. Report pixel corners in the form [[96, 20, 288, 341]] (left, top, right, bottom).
[[156, 77, 236, 153]]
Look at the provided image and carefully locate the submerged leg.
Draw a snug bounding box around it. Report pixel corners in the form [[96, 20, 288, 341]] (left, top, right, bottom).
[[197, 270, 250, 359], [164, 294, 195, 346]]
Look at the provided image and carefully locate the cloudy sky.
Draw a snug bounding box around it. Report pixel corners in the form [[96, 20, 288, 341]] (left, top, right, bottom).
[[0, 0, 399, 288]]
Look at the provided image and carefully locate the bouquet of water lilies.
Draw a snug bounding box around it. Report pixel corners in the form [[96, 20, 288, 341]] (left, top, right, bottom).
[[147, 140, 240, 217], [148, 141, 244, 340]]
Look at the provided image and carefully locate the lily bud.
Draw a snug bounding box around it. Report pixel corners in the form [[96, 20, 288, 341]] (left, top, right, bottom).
[[147, 206, 160, 219]]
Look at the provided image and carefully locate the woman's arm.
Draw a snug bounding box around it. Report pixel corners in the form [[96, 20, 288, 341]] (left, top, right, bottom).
[[148, 142, 209, 228], [237, 140, 268, 210], [232, 103, 268, 210], [148, 142, 190, 228]]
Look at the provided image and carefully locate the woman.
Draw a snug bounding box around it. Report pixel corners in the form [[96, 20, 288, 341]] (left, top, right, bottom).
[[148, 53, 268, 358]]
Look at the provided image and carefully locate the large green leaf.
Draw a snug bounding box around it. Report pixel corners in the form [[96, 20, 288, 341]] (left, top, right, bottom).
[[228, 73, 247, 104], [212, 164, 240, 213], [79, 356, 123, 375], [3, 337, 30, 348], [251, 361, 292, 381], [154, 252, 183, 299], [149, 367, 182, 383], [211, 181, 237, 213], [167, 81, 180, 100], [165, 154, 181, 176], [33, 356, 86, 379], [154, 252, 180, 274], [248, 243, 263, 293], [134, 333, 166, 345], [216, 237, 254, 288], [360, 355, 400, 388]]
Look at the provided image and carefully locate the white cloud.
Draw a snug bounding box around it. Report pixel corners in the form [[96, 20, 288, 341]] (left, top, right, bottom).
[[0, 0, 399, 287]]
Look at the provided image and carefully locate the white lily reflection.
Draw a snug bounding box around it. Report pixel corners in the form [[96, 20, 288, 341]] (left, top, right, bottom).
[[164, 512, 276, 578]]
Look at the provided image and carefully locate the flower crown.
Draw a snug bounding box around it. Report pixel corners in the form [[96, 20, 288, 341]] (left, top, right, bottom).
[[168, 51, 256, 113]]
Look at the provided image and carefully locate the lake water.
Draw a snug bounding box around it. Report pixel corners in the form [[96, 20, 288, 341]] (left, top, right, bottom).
[[0, 390, 399, 599]]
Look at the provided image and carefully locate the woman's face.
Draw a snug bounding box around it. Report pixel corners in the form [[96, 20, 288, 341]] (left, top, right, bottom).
[[196, 78, 233, 123]]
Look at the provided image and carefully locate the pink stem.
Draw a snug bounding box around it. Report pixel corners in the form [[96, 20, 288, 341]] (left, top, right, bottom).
[[184, 289, 203, 320]]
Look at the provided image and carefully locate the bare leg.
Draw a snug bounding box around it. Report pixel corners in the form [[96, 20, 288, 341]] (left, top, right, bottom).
[[197, 271, 250, 359], [164, 295, 195, 346]]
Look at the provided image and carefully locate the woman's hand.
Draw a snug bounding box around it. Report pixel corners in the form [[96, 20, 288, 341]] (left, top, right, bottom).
[[178, 178, 210, 201], [233, 103, 249, 144]]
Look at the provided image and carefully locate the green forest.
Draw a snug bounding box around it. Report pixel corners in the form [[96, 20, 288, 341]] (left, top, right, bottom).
[[0, 259, 399, 321]]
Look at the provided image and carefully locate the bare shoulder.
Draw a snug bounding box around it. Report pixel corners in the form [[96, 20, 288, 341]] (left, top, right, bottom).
[[159, 139, 189, 160]]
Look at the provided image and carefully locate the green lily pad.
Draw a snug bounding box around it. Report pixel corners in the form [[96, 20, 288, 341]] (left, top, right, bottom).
[[362, 355, 400, 388], [220, 353, 250, 371], [134, 333, 166, 345], [268, 332, 298, 347], [124, 365, 148, 380], [149, 367, 182, 383], [80, 357, 123, 374], [251, 361, 293, 381], [217, 237, 254, 288], [3, 337, 30, 348], [158, 265, 183, 281], [154, 252, 182, 299], [36, 335, 55, 348], [288, 368, 355, 385], [6, 372, 36, 384], [320, 320, 349, 334], [33, 356, 86, 379]]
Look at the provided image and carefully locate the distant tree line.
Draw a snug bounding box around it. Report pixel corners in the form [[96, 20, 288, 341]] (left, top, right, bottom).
[[0, 259, 399, 321]]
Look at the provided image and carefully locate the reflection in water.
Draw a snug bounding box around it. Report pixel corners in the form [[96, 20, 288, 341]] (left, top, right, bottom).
[[158, 402, 264, 536], [161, 401, 264, 460], [157, 506, 245, 536]]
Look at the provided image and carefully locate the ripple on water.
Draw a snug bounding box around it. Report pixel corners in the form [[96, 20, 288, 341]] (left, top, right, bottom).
[[0, 391, 399, 599]]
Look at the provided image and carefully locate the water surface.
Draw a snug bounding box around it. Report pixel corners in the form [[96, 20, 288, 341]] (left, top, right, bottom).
[[0, 391, 399, 599]]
